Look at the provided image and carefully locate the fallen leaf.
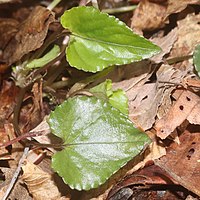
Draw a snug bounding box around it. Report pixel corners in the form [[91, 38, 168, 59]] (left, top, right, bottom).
[[21, 161, 62, 200], [2, 6, 55, 65], [0, 18, 19, 50], [128, 64, 186, 130], [125, 139, 166, 176], [112, 60, 152, 91], [107, 165, 176, 200], [0, 81, 18, 128], [155, 89, 200, 139], [131, 0, 167, 31], [131, 0, 200, 31], [170, 13, 200, 58], [165, 0, 200, 18], [155, 130, 200, 197], [0, 168, 32, 200], [150, 28, 177, 63]]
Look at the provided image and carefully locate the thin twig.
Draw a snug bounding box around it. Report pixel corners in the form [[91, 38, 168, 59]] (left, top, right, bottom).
[[2, 146, 30, 200], [0, 131, 46, 148], [13, 87, 27, 137], [102, 5, 137, 14]]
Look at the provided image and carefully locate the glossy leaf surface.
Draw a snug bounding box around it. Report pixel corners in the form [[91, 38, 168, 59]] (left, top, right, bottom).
[[49, 96, 150, 190], [61, 6, 160, 72]]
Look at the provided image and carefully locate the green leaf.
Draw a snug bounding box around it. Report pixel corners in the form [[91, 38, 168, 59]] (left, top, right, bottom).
[[26, 45, 60, 69], [193, 44, 200, 77], [61, 6, 161, 72], [48, 96, 150, 190], [90, 79, 128, 114], [109, 89, 128, 115]]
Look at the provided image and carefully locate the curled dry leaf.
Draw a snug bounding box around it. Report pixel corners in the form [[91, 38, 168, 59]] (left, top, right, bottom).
[[21, 161, 62, 200], [170, 13, 200, 58], [131, 0, 167, 31], [0, 18, 19, 50], [165, 0, 200, 18], [107, 165, 176, 200], [150, 28, 177, 63], [155, 130, 200, 197], [2, 6, 55, 65], [155, 89, 200, 139], [131, 0, 200, 31]]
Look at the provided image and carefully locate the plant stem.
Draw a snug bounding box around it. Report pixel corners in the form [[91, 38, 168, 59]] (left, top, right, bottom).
[[47, 0, 62, 11], [166, 55, 192, 65], [13, 87, 27, 136], [102, 5, 137, 14]]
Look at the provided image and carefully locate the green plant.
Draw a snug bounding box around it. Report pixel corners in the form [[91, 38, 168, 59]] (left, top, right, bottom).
[[13, 6, 160, 191], [47, 6, 160, 190]]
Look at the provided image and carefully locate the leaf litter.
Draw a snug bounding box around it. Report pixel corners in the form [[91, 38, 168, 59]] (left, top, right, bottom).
[[0, 0, 200, 199]]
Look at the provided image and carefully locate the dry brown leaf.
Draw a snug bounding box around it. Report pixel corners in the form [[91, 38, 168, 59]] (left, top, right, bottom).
[[165, 0, 200, 18], [21, 161, 62, 200], [0, 81, 18, 127], [131, 0, 167, 31], [2, 6, 55, 65], [112, 60, 152, 91], [107, 164, 176, 200], [125, 139, 166, 176], [155, 130, 200, 197], [150, 28, 177, 63], [155, 90, 200, 139], [170, 13, 200, 58], [131, 0, 200, 31], [0, 168, 32, 200], [0, 18, 19, 50], [128, 64, 186, 130]]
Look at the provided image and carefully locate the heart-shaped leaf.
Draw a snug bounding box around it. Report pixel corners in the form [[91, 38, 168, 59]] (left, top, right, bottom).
[[48, 96, 150, 190], [61, 6, 161, 72]]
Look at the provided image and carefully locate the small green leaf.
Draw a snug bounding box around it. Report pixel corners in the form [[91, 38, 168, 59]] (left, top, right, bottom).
[[61, 6, 161, 72], [109, 89, 128, 115], [90, 80, 128, 114], [48, 96, 150, 190], [193, 44, 200, 77], [26, 45, 60, 69]]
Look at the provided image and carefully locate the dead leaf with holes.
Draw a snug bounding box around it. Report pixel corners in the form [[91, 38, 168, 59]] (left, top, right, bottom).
[[155, 130, 200, 197], [155, 89, 200, 139], [2, 6, 55, 65], [21, 161, 65, 200], [127, 64, 187, 130]]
